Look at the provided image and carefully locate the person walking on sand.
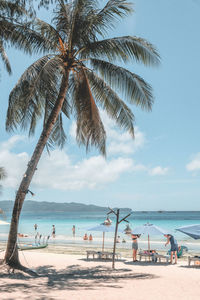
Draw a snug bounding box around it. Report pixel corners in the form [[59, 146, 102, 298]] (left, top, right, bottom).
[[52, 225, 56, 238], [131, 234, 140, 262], [164, 234, 178, 264]]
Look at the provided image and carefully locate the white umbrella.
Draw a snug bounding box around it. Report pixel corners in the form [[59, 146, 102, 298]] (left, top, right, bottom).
[[87, 224, 123, 252], [132, 223, 169, 251]]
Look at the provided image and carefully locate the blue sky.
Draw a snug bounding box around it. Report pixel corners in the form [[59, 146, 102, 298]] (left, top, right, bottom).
[[0, 0, 200, 210]]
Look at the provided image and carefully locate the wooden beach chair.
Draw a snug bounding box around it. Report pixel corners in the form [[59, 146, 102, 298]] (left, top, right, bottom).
[[86, 250, 121, 260]]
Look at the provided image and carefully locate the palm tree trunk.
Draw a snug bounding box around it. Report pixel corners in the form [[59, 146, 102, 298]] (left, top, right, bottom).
[[4, 70, 69, 270]]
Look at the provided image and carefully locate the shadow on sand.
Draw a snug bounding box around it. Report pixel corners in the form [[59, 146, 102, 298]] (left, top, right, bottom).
[[0, 263, 156, 299], [124, 260, 171, 267]]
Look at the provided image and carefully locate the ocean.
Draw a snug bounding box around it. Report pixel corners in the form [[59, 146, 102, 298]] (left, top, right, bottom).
[[0, 211, 200, 253]]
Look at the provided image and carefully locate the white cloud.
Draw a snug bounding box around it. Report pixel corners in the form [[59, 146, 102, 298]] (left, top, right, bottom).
[[0, 131, 169, 192], [34, 152, 133, 190], [1, 135, 25, 150], [0, 136, 133, 191], [0, 136, 29, 188], [186, 153, 200, 172], [149, 166, 169, 176]]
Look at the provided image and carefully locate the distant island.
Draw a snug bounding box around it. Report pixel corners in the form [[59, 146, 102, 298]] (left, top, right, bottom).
[[0, 200, 132, 214]]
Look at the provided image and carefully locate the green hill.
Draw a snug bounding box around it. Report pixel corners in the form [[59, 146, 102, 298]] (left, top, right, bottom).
[[0, 200, 132, 214]]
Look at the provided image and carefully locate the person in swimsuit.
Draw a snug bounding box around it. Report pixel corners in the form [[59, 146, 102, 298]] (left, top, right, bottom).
[[164, 234, 178, 264], [131, 234, 140, 262], [83, 233, 88, 240], [52, 225, 56, 238]]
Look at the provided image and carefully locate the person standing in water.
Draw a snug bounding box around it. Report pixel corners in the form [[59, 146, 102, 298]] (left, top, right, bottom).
[[52, 225, 56, 238], [72, 225, 76, 237], [34, 224, 38, 231]]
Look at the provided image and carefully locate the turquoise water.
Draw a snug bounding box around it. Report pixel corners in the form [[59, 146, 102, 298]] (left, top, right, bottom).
[[1, 211, 200, 252]]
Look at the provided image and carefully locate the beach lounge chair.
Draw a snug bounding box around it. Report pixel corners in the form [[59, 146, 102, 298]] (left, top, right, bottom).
[[138, 250, 169, 263], [86, 250, 121, 260]]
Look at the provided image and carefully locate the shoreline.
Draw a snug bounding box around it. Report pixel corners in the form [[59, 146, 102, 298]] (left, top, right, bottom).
[[1, 240, 200, 258]]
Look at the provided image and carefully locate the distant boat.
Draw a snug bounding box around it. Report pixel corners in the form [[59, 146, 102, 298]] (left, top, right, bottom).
[[18, 243, 48, 251], [157, 210, 164, 213], [18, 235, 50, 251]]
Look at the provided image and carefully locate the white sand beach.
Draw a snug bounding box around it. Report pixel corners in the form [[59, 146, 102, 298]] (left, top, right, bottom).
[[0, 248, 200, 300]]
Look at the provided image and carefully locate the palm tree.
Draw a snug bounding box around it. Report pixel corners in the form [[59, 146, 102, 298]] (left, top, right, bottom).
[[4, 0, 160, 272]]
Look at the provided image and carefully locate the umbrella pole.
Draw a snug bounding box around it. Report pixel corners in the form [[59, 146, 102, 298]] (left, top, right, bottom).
[[148, 234, 150, 252], [148, 234, 150, 261], [112, 209, 119, 269], [102, 232, 105, 252]]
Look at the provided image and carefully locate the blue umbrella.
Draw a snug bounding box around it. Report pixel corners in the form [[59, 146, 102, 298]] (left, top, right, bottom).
[[132, 223, 169, 251], [176, 224, 200, 239], [87, 224, 123, 251]]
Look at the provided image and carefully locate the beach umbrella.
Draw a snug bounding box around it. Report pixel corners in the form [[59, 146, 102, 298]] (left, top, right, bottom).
[[87, 224, 123, 252], [176, 224, 200, 240], [132, 223, 169, 252]]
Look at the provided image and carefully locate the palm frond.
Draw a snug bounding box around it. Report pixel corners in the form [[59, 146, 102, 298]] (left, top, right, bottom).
[[0, 166, 6, 194], [47, 112, 67, 149], [0, 39, 11, 74], [6, 55, 63, 133], [43, 91, 70, 149], [0, 167, 6, 180], [71, 69, 106, 155], [93, 0, 133, 36], [0, 20, 54, 54], [90, 58, 153, 110], [68, 0, 99, 49], [52, 0, 72, 40], [0, 0, 27, 18], [86, 69, 134, 137], [80, 36, 160, 65], [34, 18, 60, 51]]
